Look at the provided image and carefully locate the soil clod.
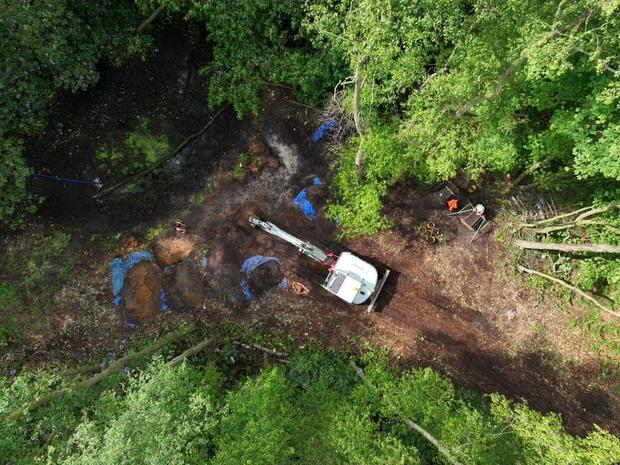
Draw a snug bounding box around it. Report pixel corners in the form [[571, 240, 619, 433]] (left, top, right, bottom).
[[165, 262, 206, 311], [153, 236, 195, 266], [248, 260, 285, 297], [121, 261, 163, 324]]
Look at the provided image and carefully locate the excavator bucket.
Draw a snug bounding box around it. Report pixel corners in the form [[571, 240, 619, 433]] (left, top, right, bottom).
[[366, 269, 390, 312]]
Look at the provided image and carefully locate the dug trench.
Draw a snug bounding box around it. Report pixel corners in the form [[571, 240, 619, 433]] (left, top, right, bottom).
[[6, 25, 618, 437]]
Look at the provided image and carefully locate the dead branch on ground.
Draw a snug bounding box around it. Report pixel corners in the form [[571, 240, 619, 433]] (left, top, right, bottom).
[[169, 335, 221, 367], [517, 203, 619, 235], [93, 104, 230, 200], [2, 326, 197, 423], [518, 265, 619, 318], [233, 340, 289, 363]]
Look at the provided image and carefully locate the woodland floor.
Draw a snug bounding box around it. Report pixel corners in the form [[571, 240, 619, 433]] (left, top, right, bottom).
[[1, 25, 618, 437]]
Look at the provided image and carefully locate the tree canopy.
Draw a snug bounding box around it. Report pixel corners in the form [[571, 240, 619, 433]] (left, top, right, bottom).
[[1, 346, 618, 465]]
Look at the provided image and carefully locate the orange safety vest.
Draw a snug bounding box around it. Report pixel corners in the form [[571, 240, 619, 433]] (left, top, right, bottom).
[[447, 199, 459, 212]]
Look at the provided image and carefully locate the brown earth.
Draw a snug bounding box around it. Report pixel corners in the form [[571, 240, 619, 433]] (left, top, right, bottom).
[[153, 235, 195, 266], [121, 261, 163, 324], [164, 262, 206, 311], [248, 260, 285, 296]]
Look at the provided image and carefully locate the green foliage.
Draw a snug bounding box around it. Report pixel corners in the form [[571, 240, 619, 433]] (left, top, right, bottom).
[[1, 347, 618, 465], [0, 283, 19, 348], [145, 224, 166, 242], [0, 138, 34, 229], [96, 120, 170, 179], [573, 309, 620, 371], [327, 137, 393, 237], [182, 0, 341, 117], [0, 0, 150, 227], [57, 360, 221, 465], [300, 0, 620, 236], [126, 122, 171, 165], [232, 153, 251, 180]]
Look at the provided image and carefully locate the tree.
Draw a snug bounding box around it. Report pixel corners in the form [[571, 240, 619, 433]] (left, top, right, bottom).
[[0, 0, 150, 228]]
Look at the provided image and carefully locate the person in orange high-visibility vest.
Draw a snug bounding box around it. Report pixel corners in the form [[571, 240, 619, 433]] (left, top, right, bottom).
[[447, 198, 459, 212]]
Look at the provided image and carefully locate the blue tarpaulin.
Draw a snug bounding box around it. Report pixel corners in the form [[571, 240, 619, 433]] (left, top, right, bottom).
[[311, 118, 337, 142], [240, 255, 287, 301], [112, 251, 153, 297], [111, 251, 169, 325], [293, 177, 321, 221]]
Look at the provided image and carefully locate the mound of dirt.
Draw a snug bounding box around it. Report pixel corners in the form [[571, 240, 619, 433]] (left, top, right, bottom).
[[165, 262, 206, 311], [153, 236, 195, 266], [248, 260, 284, 296], [121, 261, 163, 324]]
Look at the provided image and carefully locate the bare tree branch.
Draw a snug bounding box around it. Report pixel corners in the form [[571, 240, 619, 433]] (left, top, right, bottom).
[[455, 3, 604, 118], [137, 4, 166, 33], [518, 265, 619, 317]]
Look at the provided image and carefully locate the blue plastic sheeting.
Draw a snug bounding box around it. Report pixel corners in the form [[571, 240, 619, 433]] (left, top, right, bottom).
[[311, 118, 338, 142], [112, 251, 153, 297], [293, 177, 322, 221], [111, 251, 169, 325], [240, 255, 287, 301]]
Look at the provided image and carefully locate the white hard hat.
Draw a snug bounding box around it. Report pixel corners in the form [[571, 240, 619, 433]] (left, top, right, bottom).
[[475, 204, 485, 215]]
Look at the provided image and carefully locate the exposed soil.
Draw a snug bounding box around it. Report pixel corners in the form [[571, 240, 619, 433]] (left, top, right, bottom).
[[2, 24, 618, 439], [153, 236, 195, 266], [121, 261, 162, 324], [248, 260, 285, 296], [164, 262, 206, 311]]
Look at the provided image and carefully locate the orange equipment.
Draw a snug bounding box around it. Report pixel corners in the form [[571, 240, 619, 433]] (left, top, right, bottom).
[[447, 198, 459, 212]]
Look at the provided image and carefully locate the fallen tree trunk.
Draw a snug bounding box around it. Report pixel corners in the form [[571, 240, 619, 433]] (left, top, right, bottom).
[[169, 335, 221, 367], [514, 239, 620, 254], [93, 104, 230, 200], [3, 326, 197, 423], [518, 265, 619, 318]]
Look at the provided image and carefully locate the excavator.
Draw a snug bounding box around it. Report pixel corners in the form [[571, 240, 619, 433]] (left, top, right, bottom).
[[250, 217, 390, 311]]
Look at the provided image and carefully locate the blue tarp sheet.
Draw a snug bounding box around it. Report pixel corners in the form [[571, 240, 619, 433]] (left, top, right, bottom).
[[311, 118, 337, 142], [112, 251, 153, 297], [293, 177, 322, 221], [111, 251, 168, 326], [240, 255, 287, 301]]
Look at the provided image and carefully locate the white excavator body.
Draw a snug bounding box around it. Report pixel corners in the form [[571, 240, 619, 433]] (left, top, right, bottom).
[[249, 217, 389, 311]]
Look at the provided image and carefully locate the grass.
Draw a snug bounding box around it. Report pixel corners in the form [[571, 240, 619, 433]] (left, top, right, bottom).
[[0, 230, 74, 348], [233, 152, 251, 180], [126, 120, 170, 165], [24, 232, 73, 300], [0, 283, 20, 347], [145, 225, 166, 242], [96, 119, 170, 178]]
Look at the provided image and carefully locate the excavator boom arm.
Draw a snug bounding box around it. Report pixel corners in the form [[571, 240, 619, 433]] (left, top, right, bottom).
[[249, 217, 331, 264]]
